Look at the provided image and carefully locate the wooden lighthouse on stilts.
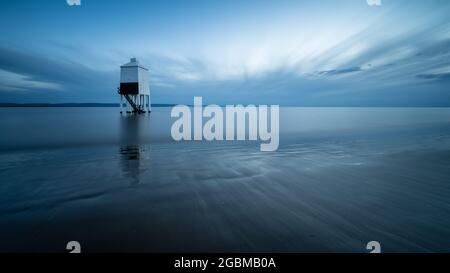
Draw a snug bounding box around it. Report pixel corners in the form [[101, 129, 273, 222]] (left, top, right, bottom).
[[118, 58, 151, 114]]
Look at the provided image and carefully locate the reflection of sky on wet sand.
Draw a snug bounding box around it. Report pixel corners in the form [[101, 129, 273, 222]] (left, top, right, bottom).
[[0, 107, 450, 252]]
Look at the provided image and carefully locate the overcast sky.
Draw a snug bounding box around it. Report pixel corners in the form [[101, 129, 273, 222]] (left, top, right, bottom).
[[0, 0, 449, 106]]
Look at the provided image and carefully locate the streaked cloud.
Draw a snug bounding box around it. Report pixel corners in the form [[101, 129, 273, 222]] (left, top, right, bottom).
[[0, 69, 62, 92], [0, 0, 449, 105]]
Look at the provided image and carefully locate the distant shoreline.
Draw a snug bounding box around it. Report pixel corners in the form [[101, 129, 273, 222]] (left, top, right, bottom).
[[0, 103, 449, 108], [0, 103, 177, 108]]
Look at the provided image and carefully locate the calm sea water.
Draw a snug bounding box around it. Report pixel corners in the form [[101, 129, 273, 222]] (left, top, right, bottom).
[[1, 107, 450, 253]]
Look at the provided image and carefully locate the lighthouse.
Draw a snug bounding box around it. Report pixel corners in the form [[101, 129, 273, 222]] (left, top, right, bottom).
[[118, 58, 151, 114]]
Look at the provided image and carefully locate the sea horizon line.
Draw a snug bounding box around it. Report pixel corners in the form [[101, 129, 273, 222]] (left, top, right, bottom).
[[1, 103, 450, 108]]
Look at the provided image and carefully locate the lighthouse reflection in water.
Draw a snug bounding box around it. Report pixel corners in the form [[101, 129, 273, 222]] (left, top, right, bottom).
[[119, 114, 151, 186]]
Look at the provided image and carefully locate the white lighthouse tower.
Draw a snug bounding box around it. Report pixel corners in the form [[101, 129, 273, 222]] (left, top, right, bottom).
[[118, 58, 151, 114]]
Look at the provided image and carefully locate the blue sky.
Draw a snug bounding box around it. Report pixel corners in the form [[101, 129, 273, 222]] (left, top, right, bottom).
[[0, 0, 449, 106]]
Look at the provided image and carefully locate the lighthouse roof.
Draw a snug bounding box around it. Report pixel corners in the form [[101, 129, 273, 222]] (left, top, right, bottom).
[[121, 58, 148, 70]]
